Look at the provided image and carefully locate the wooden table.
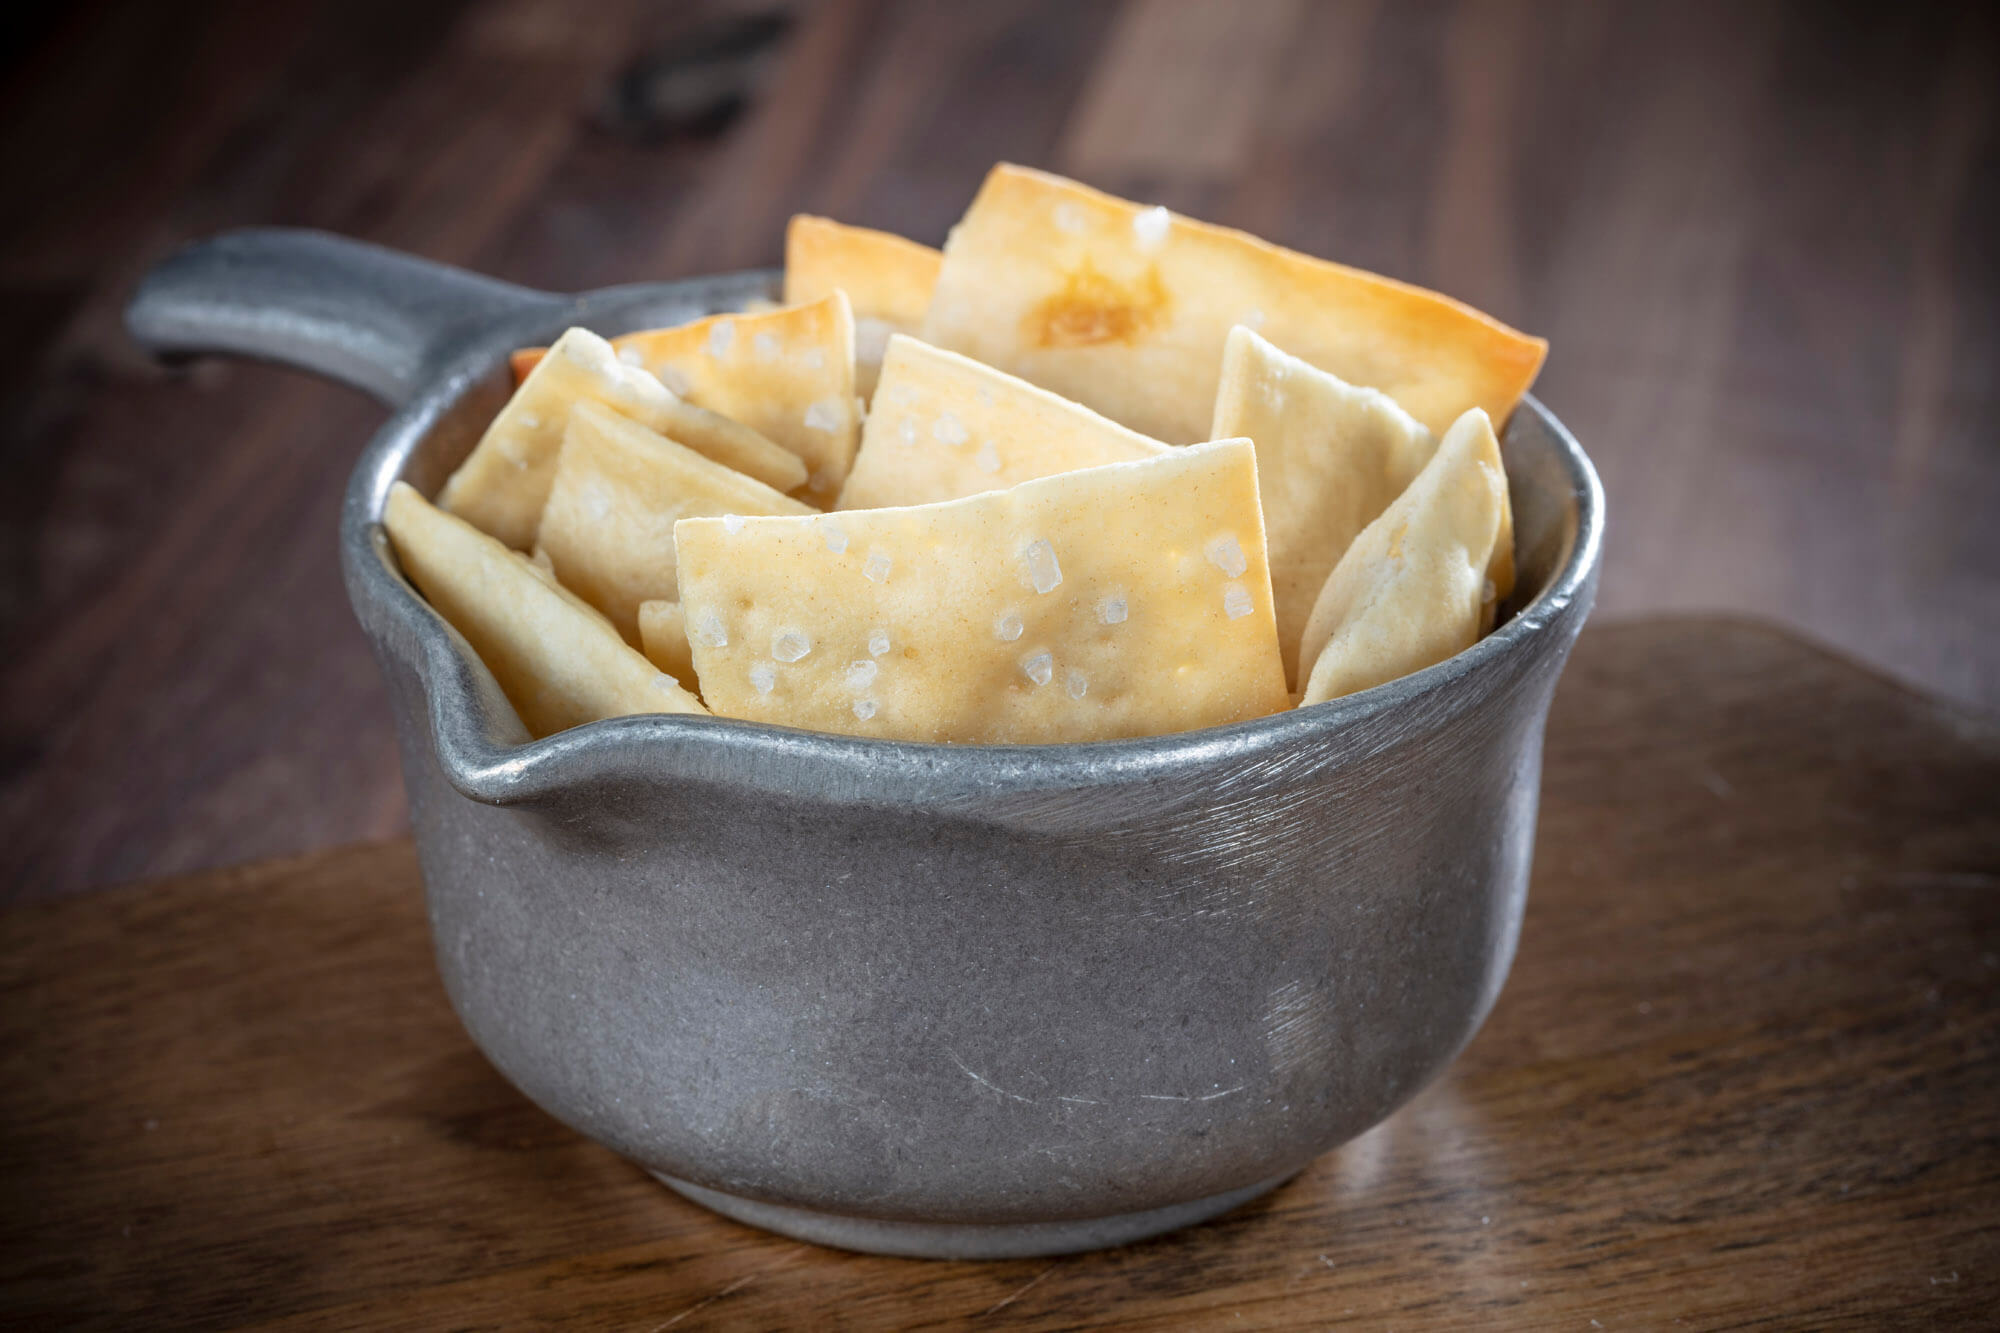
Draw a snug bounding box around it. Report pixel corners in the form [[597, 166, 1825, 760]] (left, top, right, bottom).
[[2, 619, 1994, 1329]]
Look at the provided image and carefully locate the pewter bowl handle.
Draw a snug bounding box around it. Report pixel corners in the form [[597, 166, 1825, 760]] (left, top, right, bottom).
[[125, 228, 561, 408]]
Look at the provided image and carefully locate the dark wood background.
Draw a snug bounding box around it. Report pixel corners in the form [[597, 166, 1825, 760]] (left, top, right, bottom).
[[2, 0, 1996, 899]]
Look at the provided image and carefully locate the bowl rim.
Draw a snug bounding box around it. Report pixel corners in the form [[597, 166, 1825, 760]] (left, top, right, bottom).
[[341, 274, 1605, 806]]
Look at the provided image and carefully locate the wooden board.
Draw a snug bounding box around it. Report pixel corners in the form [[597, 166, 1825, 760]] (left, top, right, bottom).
[[0, 619, 1996, 1329]]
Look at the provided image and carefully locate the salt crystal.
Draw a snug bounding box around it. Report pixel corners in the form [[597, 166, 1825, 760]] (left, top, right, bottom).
[[898, 417, 919, 445], [1065, 668, 1088, 699], [772, 629, 813, 662], [845, 660, 878, 690], [799, 347, 826, 370], [653, 674, 681, 694], [885, 383, 915, 406], [1223, 582, 1253, 619], [932, 411, 969, 446], [694, 609, 729, 647], [1022, 651, 1054, 686], [518, 412, 541, 429], [722, 514, 745, 534], [822, 521, 849, 554], [658, 365, 692, 396], [1206, 532, 1248, 578], [864, 552, 892, 583], [618, 346, 644, 366], [868, 629, 891, 657], [1483, 578, 1498, 604], [1242, 307, 1267, 329], [1098, 593, 1128, 625], [1024, 539, 1062, 594], [1053, 202, 1087, 234], [1132, 205, 1170, 249], [585, 488, 610, 521], [974, 441, 1001, 473], [809, 468, 838, 494], [804, 397, 844, 432], [754, 332, 780, 360], [853, 698, 877, 720], [750, 663, 776, 694], [707, 320, 736, 357], [994, 611, 1024, 642]]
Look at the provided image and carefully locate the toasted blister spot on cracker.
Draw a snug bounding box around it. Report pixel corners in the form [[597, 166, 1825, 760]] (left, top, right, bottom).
[[750, 662, 777, 694], [846, 660, 879, 691], [1223, 582, 1254, 620], [772, 630, 813, 662], [1206, 532, 1248, 578], [995, 611, 1024, 642], [933, 411, 969, 446], [1098, 592, 1128, 625], [1022, 651, 1054, 686], [1024, 538, 1062, 593]]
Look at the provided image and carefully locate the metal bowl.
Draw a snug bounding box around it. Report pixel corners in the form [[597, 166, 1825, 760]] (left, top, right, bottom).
[[128, 229, 1603, 1259]]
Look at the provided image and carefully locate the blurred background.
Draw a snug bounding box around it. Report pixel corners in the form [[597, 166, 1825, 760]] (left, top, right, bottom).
[[1, 0, 1994, 899]]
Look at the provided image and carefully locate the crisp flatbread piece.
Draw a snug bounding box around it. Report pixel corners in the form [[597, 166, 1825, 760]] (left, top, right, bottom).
[[1296, 409, 1510, 706], [784, 215, 942, 399], [836, 334, 1168, 511], [440, 327, 802, 548], [637, 599, 697, 692], [1211, 325, 1438, 686], [920, 164, 1546, 443], [675, 439, 1289, 743], [535, 401, 815, 641], [381, 482, 706, 737], [596, 293, 859, 506]]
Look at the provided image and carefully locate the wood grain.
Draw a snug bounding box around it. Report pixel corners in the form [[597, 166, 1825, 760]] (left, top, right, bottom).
[[0, 619, 1994, 1329], [0, 0, 1995, 902]]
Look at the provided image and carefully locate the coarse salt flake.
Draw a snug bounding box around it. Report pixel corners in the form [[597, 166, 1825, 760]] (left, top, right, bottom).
[[707, 321, 736, 357], [1483, 578, 1498, 604], [654, 674, 681, 694], [845, 660, 878, 690], [864, 551, 892, 583], [1065, 668, 1088, 699], [1053, 202, 1087, 234], [617, 346, 644, 367], [804, 397, 844, 432], [772, 629, 813, 662], [1022, 651, 1054, 687], [867, 629, 891, 657], [1206, 532, 1248, 578], [1098, 593, 1128, 625], [995, 611, 1023, 642], [853, 698, 878, 721], [974, 441, 1001, 473], [658, 365, 692, 397], [1024, 538, 1062, 594], [932, 411, 969, 446], [694, 609, 728, 647], [1223, 582, 1254, 619], [822, 521, 849, 554], [749, 662, 776, 694], [722, 513, 745, 534], [799, 347, 826, 370], [898, 417, 918, 445], [751, 332, 778, 360], [1132, 205, 1170, 249]]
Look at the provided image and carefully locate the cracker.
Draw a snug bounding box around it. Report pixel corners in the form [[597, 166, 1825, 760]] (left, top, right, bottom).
[[784, 215, 942, 399], [674, 438, 1288, 743], [601, 293, 859, 506], [921, 164, 1546, 443], [637, 599, 697, 692], [382, 482, 706, 737], [535, 401, 814, 641], [836, 334, 1167, 511], [1296, 409, 1510, 705], [1211, 325, 1438, 685], [439, 327, 803, 548]]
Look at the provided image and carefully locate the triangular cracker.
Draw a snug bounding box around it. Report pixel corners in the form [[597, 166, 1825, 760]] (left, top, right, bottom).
[[784, 215, 942, 400], [1296, 409, 1510, 706], [674, 439, 1288, 743], [1211, 325, 1439, 686], [921, 164, 1546, 443], [440, 327, 804, 548], [535, 401, 814, 641], [382, 482, 706, 737], [598, 293, 860, 506], [835, 334, 1168, 511]]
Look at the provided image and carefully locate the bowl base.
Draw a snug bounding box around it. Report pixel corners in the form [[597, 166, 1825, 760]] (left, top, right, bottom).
[[652, 1171, 1295, 1260]]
